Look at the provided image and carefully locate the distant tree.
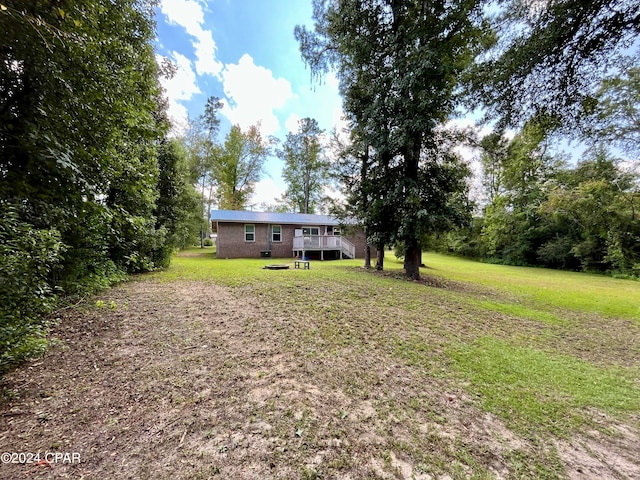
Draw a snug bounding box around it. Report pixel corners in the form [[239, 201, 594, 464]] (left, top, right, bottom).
[[258, 200, 293, 213], [187, 96, 223, 247], [478, 132, 509, 207], [296, 0, 485, 279], [539, 148, 640, 272], [466, 0, 640, 129], [480, 119, 559, 265], [278, 117, 329, 214], [216, 124, 274, 210]]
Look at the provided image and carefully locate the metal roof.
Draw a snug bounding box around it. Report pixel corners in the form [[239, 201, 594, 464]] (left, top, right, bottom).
[[210, 210, 343, 226]]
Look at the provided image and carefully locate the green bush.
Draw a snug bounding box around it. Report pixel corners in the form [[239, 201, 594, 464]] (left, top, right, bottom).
[[0, 203, 64, 374]]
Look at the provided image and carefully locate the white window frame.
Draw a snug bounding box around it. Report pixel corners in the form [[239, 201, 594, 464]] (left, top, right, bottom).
[[272, 225, 282, 242], [244, 224, 255, 242]]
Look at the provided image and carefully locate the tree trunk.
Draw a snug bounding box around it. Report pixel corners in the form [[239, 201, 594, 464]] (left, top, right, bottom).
[[404, 239, 421, 280], [363, 225, 371, 268], [402, 137, 422, 278], [200, 178, 206, 248], [376, 242, 384, 270]]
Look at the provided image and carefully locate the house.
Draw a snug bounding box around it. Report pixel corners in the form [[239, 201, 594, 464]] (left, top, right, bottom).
[[210, 210, 371, 260]]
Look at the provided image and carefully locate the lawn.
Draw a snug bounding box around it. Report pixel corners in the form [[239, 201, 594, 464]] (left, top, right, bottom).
[[1, 247, 638, 479], [420, 253, 640, 321], [156, 248, 639, 477]]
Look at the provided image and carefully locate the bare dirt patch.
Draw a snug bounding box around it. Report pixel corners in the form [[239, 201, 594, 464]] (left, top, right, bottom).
[[1, 274, 638, 479]]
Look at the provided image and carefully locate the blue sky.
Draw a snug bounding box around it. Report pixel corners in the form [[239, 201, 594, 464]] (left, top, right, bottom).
[[154, 0, 345, 207]]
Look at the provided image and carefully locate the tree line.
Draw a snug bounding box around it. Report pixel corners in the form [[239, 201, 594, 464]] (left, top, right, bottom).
[[427, 125, 639, 275], [0, 0, 203, 373]]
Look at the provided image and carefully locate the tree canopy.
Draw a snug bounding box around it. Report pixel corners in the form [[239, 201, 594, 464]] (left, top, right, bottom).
[[465, 0, 640, 129], [278, 117, 329, 214], [216, 124, 273, 210]]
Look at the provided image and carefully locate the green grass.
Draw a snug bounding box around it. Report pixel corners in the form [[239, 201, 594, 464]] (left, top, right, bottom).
[[153, 247, 640, 476], [473, 300, 568, 326], [419, 253, 640, 321], [448, 336, 640, 435]]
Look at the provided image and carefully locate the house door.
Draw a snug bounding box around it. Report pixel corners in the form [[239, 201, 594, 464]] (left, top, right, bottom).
[[302, 227, 319, 246]]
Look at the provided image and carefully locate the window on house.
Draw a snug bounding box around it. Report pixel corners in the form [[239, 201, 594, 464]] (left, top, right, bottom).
[[332, 227, 341, 235], [244, 224, 255, 242], [272, 225, 282, 242]]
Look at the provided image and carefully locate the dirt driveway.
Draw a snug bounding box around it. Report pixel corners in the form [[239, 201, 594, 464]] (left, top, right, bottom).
[[1, 275, 639, 479]]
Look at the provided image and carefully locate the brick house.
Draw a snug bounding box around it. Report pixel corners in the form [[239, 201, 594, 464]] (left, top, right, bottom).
[[210, 210, 372, 260]]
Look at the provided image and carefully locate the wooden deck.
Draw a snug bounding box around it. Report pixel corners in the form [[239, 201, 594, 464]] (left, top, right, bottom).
[[292, 235, 355, 260]]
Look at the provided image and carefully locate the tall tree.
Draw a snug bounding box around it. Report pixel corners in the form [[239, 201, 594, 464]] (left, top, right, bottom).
[[329, 128, 374, 268], [187, 96, 223, 247], [480, 120, 559, 265], [296, 0, 485, 278], [155, 139, 202, 256], [216, 124, 273, 210], [1, 0, 170, 274], [478, 132, 509, 207], [278, 117, 329, 214]]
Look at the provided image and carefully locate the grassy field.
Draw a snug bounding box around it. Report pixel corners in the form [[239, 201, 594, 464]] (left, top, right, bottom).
[[421, 254, 640, 321], [152, 248, 640, 477], [2, 247, 638, 479]]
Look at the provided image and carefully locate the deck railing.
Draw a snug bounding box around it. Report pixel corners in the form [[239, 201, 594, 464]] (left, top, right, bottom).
[[293, 235, 356, 259]]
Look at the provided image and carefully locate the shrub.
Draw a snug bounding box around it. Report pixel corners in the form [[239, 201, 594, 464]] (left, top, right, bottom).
[[0, 203, 64, 374]]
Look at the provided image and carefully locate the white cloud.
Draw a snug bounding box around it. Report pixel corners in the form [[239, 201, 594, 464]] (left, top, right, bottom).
[[159, 0, 204, 35], [163, 52, 200, 101], [220, 54, 294, 136], [157, 52, 201, 134], [285, 113, 302, 133], [159, 0, 223, 78], [193, 29, 222, 77], [249, 178, 285, 207]]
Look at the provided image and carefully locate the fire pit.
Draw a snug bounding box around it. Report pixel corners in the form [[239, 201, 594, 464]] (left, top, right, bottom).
[[263, 264, 290, 270]]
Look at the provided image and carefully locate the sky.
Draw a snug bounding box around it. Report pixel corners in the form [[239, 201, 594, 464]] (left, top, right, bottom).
[[153, 0, 618, 212], [154, 0, 346, 208]]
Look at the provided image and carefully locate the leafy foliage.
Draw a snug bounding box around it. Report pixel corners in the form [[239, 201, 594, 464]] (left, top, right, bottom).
[[466, 0, 640, 129], [0, 0, 199, 372], [216, 124, 273, 210], [583, 66, 640, 159], [442, 136, 640, 276], [156, 139, 202, 255], [278, 117, 330, 214], [0, 203, 63, 373]]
